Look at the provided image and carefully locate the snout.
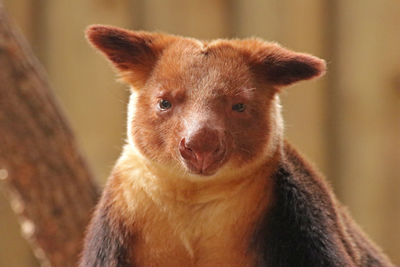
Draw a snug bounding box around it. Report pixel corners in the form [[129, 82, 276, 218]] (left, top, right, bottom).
[[179, 127, 227, 175]]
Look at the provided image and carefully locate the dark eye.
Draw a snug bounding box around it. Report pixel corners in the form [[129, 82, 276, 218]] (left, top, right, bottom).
[[158, 99, 172, 110], [232, 103, 246, 112]]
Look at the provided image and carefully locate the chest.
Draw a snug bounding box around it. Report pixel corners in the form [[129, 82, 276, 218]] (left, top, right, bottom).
[[131, 197, 261, 267], [113, 159, 274, 267]]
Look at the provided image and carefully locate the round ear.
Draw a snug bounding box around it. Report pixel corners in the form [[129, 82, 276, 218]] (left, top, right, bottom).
[[234, 39, 326, 88], [86, 25, 175, 87]]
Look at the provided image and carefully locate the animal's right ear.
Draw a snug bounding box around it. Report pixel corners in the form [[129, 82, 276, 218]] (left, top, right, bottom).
[[86, 25, 174, 87], [233, 39, 326, 89]]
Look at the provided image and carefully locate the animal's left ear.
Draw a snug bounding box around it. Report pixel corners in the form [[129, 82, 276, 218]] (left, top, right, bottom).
[[238, 40, 326, 88]]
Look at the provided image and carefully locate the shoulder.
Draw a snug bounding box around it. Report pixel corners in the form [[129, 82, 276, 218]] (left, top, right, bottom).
[[80, 172, 137, 267], [251, 141, 353, 267]]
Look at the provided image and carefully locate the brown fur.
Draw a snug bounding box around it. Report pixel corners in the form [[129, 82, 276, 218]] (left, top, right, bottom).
[[105, 146, 277, 266], [80, 25, 394, 267]]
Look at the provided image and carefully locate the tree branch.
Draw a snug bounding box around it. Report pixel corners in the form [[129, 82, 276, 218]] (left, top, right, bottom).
[[0, 3, 99, 266]]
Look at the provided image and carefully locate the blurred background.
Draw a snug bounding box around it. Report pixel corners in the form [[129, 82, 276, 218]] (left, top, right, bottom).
[[0, 0, 399, 266]]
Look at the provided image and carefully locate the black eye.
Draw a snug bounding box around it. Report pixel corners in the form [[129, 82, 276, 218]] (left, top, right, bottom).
[[158, 99, 172, 110], [232, 103, 246, 112]]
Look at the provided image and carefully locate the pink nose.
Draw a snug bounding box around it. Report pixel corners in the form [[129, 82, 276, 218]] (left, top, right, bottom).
[[179, 128, 225, 174]]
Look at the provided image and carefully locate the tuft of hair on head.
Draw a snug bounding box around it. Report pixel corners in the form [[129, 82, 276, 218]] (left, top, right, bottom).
[[85, 24, 176, 88]]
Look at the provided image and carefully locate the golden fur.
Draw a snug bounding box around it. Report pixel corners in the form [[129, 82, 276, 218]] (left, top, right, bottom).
[[80, 25, 394, 267], [107, 144, 278, 266]]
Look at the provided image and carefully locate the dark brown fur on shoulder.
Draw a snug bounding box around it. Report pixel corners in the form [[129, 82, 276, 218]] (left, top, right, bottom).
[[252, 142, 393, 266], [80, 182, 135, 267], [80, 25, 394, 267]]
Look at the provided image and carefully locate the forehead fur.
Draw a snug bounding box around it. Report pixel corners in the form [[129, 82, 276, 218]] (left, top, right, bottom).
[[149, 38, 256, 98], [86, 25, 326, 89]]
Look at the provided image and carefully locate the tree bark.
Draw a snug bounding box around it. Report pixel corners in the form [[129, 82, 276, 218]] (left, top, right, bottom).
[[0, 3, 99, 267]]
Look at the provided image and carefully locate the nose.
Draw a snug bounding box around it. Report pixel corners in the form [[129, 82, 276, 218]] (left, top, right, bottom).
[[179, 128, 225, 174]]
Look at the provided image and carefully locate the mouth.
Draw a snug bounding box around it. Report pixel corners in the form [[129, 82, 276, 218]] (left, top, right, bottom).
[[181, 149, 228, 176], [185, 162, 220, 176]]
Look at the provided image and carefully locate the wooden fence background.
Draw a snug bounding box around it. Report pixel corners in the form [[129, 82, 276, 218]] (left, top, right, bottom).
[[1, 0, 399, 266]]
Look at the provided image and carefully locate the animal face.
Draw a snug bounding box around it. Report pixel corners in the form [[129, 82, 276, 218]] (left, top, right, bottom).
[[131, 41, 273, 176], [87, 25, 326, 178]]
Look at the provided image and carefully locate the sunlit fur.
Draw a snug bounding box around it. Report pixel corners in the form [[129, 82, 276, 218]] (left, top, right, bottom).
[[80, 25, 394, 267], [114, 41, 285, 265]]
